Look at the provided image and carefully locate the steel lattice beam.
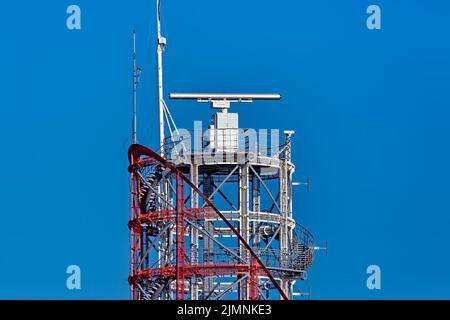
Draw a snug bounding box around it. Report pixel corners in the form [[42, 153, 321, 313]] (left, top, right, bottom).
[[128, 144, 289, 300]]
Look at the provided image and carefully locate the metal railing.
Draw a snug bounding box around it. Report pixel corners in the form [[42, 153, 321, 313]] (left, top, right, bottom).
[[163, 129, 286, 160]]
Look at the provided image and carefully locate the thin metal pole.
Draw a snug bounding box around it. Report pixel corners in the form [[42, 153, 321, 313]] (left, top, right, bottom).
[[156, 0, 165, 155], [132, 30, 137, 144]]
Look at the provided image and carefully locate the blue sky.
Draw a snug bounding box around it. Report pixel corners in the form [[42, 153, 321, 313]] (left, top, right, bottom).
[[0, 0, 449, 299]]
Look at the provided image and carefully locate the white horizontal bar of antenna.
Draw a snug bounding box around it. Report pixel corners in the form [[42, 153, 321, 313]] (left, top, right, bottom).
[[169, 93, 281, 101]]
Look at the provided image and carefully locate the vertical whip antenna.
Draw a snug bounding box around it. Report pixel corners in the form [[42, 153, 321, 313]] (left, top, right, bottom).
[[132, 30, 138, 144], [156, 0, 166, 156]]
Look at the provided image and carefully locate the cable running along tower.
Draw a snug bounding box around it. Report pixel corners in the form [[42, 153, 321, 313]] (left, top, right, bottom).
[[127, 1, 321, 300]]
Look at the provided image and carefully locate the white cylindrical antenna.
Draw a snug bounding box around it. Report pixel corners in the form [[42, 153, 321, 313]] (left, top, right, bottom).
[[132, 30, 138, 144], [156, 0, 166, 156]]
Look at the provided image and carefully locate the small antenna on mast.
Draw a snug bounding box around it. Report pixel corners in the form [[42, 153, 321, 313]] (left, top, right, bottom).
[[132, 30, 138, 144]]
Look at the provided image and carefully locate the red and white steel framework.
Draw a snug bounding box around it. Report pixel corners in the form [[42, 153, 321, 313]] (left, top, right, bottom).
[[127, 0, 317, 300], [127, 138, 315, 300]]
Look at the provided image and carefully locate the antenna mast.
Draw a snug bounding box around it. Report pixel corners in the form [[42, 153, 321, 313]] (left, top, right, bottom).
[[132, 30, 138, 144], [156, 0, 166, 156]]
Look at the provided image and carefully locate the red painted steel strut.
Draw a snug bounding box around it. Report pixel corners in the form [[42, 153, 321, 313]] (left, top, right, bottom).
[[128, 144, 288, 300], [129, 171, 136, 300], [129, 170, 141, 300], [249, 258, 259, 300]]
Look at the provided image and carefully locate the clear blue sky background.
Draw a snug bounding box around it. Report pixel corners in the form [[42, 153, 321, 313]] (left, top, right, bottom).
[[1, 0, 449, 299]]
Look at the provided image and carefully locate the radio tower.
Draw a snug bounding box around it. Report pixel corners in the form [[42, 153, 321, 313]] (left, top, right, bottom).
[[127, 1, 320, 300]]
